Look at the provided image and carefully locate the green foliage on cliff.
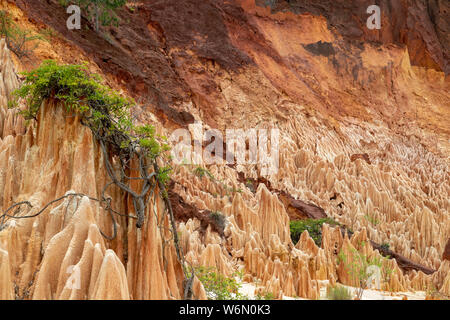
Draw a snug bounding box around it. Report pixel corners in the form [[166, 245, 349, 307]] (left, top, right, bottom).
[[337, 242, 394, 300], [289, 218, 339, 246], [193, 166, 215, 180], [326, 285, 352, 300], [209, 211, 226, 233], [0, 10, 42, 58], [11, 59, 175, 231], [191, 266, 248, 300], [12, 60, 169, 160]]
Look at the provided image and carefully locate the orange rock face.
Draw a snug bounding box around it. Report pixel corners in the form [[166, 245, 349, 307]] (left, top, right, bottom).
[[0, 40, 202, 300], [257, 0, 449, 74], [1, 0, 449, 300]]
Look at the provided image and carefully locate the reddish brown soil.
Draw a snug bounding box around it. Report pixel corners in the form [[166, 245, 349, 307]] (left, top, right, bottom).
[[444, 239, 450, 261], [168, 181, 225, 237], [262, 0, 449, 74], [237, 172, 327, 220]]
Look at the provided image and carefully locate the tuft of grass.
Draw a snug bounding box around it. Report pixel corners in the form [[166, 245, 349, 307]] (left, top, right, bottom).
[[193, 166, 215, 180], [326, 285, 353, 300], [190, 266, 248, 300], [255, 292, 275, 300], [364, 213, 380, 226]]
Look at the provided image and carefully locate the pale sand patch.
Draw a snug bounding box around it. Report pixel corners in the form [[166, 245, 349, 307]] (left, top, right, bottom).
[[238, 279, 426, 300], [316, 280, 426, 300]]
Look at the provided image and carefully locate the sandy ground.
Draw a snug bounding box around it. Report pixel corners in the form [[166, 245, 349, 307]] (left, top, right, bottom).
[[316, 280, 426, 300], [239, 280, 426, 300]]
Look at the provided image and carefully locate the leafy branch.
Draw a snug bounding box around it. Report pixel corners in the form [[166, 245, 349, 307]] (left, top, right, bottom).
[[0, 10, 42, 58], [5, 60, 193, 298]]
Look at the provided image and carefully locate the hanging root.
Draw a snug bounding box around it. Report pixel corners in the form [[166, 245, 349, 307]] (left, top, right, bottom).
[[6, 60, 194, 299], [183, 265, 196, 300], [0, 193, 134, 236]]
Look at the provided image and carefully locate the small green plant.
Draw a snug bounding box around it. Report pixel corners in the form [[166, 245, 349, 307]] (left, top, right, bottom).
[[245, 179, 255, 192], [337, 243, 392, 300], [157, 165, 172, 187], [380, 242, 390, 252], [191, 164, 244, 197], [256, 292, 273, 300], [255, 292, 275, 300], [222, 184, 242, 196], [12, 60, 171, 228], [39, 27, 60, 42], [425, 284, 450, 300], [326, 285, 352, 300], [364, 214, 380, 226], [209, 211, 226, 232], [382, 265, 394, 285], [0, 10, 12, 37], [7, 99, 17, 109], [12, 60, 168, 156], [0, 10, 42, 58], [289, 218, 339, 246], [191, 266, 248, 300], [193, 166, 215, 180]]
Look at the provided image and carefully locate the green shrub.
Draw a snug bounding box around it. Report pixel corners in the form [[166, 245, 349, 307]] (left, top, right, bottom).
[[193, 166, 215, 180], [222, 184, 242, 197], [289, 218, 339, 246], [255, 292, 275, 300], [192, 266, 247, 300], [0, 10, 42, 58], [12, 60, 169, 160], [245, 179, 255, 192], [364, 214, 380, 226], [14, 60, 128, 119], [337, 242, 393, 299], [39, 27, 60, 42], [380, 242, 390, 252], [326, 285, 352, 300], [209, 211, 226, 232], [156, 165, 172, 187], [11, 60, 173, 230]]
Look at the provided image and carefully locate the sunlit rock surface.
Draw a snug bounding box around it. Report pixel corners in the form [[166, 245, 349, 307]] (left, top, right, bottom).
[[0, 0, 448, 299]]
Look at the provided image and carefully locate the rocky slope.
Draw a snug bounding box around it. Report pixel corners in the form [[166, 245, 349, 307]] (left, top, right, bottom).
[[0, 0, 449, 299]]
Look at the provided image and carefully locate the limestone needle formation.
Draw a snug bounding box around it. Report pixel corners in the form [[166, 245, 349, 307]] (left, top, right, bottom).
[[0, 0, 448, 303]]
